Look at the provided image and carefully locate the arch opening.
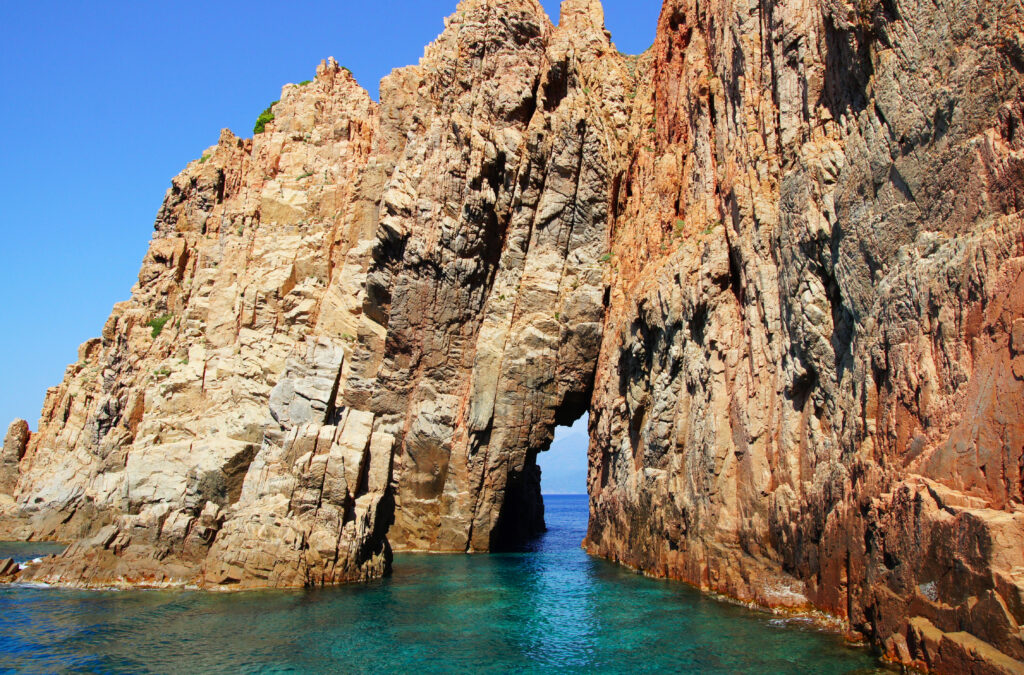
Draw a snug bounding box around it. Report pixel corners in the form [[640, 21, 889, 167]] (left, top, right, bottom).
[[489, 411, 590, 552], [538, 412, 589, 497]]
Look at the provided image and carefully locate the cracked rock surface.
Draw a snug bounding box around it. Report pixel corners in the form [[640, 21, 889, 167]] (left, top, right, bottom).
[[2, 0, 1023, 671], [1, 0, 628, 588], [584, 0, 1024, 672]]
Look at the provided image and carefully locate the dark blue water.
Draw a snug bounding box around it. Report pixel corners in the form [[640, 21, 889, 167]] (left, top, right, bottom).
[[0, 496, 882, 673]]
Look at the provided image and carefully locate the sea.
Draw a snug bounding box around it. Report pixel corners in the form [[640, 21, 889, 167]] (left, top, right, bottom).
[[0, 495, 884, 673]]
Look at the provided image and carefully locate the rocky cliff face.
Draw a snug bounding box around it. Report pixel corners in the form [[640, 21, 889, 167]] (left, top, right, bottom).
[[0, 0, 629, 587], [2, 0, 1022, 672], [584, 0, 1024, 672]]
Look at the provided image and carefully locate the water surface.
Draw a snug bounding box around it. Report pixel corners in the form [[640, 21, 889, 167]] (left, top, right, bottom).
[[0, 496, 882, 673]]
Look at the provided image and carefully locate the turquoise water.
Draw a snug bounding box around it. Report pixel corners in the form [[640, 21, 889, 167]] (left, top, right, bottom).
[[0, 496, 882, 673]]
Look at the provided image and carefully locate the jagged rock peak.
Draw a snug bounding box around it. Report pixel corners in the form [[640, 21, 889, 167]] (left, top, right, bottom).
[[449, 0, 550, 20], [436, 0, 553, 49], [558, 0, 606, 33], [0, 420, 29, 496]]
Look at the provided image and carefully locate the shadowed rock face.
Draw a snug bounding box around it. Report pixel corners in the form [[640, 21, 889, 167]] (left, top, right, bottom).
[[2, 0, 1023, 671], [0, 421, 29, 496]]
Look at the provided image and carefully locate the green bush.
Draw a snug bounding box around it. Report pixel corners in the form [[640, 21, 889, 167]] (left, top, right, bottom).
[[254, 101, 279, 134], [297, 79, 312, 86], [147, 314, 173, 338]]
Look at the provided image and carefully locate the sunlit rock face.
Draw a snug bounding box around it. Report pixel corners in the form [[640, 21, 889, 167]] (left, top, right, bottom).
[[2, 0, 1024, 671], [583, 0, 1024, 672], [0, 0, 628, 588]]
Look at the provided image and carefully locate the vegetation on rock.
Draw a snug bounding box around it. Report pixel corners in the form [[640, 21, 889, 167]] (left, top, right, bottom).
[[253, 101, 278, 134], [146, 314, 173, 338]]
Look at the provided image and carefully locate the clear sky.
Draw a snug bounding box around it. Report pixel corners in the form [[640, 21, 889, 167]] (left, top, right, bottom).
[[538, 414, 590, 494], [0, 0, 660, 495]]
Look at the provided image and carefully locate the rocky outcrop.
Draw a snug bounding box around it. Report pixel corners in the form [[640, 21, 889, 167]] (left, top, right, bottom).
[[2, 0, 632, 588], [2, 0, 1023, 671], [5, 56, 386, 586], [1, 420, 29, 496], [0, 557, 18, 583]]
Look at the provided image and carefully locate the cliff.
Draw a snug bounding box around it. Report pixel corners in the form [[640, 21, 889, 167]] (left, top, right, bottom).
[[585, 1, 1024, 672], [2, 0, 1023, 672]]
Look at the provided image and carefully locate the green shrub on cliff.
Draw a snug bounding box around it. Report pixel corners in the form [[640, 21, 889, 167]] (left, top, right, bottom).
[[254, 101, 278, 134], [147, 314, 173, 338]]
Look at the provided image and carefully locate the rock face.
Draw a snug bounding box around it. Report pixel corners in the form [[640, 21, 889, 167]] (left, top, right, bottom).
[[0, 420, 29, 496], [1, 0, 1022, 671], [2, 0, 630, 587], [583, 0, 1024, 672]]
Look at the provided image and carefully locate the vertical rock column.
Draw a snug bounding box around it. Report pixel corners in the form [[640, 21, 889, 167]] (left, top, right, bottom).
[[366, 0, 633, 553], [0, 420, 29, 497]]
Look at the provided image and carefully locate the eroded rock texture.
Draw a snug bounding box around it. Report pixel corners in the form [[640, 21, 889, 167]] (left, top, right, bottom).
[[0, 0, 629, 588], [584, 0, 1024, 672], [0, 420, 29, 497], [2, 0, 1023, 671], [4, 56, 386, 586]]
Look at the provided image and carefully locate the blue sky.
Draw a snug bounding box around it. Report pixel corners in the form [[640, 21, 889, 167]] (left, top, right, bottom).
[[537, 414, 590, 494], [0, 0, 659, 494]]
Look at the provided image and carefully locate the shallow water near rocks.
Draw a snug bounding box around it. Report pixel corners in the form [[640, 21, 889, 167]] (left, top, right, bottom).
[[0, 496, 883, 673]]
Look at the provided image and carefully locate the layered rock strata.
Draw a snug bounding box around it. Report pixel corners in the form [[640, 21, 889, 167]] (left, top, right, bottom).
[[1, 0, 1023, 671]]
